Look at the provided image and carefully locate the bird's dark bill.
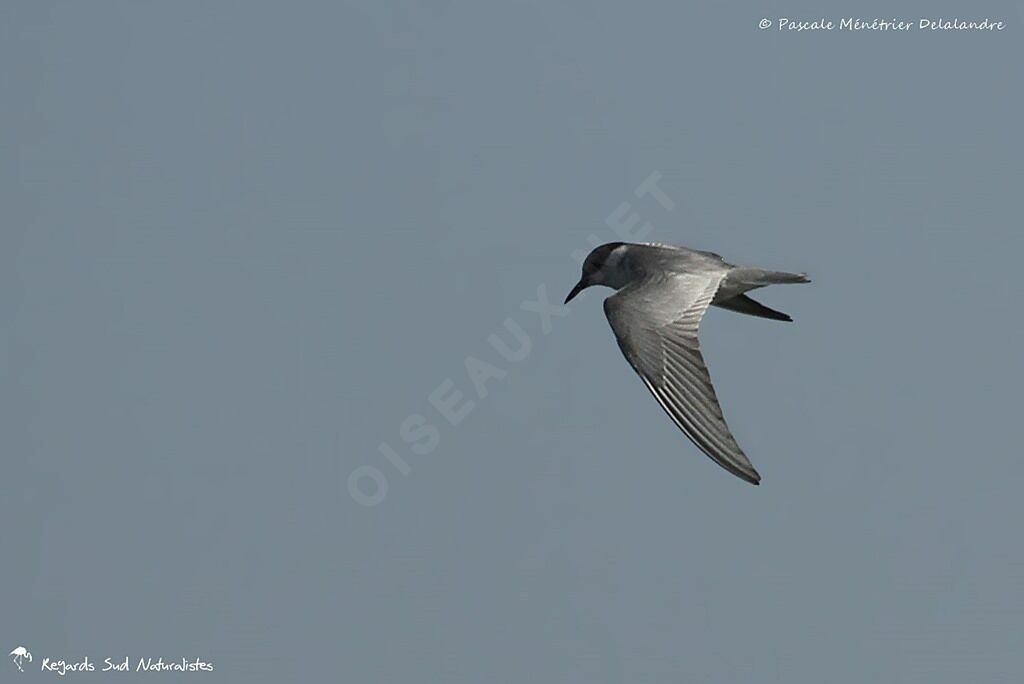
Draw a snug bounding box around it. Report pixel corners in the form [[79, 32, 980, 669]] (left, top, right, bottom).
[[564, 281, 585, 304]]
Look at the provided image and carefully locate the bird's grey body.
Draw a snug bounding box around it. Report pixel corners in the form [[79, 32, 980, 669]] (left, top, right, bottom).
[[564, 242, 809, 485]]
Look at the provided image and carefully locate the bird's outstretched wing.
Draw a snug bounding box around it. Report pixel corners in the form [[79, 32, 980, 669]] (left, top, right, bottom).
[[603, 271, 761, 485]]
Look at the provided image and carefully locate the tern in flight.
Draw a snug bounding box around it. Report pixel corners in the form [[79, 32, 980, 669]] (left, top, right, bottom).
[[564, 242, 809, 485]]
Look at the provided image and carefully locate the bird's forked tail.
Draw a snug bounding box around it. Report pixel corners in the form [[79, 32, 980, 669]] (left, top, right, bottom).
[[743, 269, 811, 285]]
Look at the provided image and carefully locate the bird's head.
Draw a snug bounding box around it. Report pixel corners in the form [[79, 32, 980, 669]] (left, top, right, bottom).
[[564, 242, 627, 303]]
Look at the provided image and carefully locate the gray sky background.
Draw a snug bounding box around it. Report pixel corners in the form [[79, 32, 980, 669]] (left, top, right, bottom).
[[3, 2, 1023, 682]]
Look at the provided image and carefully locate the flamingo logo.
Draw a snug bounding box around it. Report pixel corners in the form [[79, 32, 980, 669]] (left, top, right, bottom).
[[9, 646, 32, 672]]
